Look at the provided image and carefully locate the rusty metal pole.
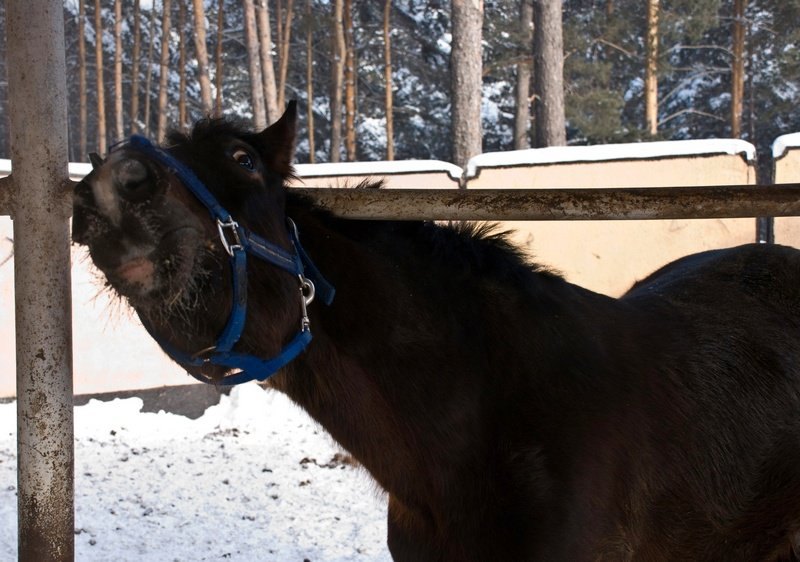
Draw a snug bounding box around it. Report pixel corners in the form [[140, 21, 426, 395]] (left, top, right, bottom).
[[298, 185, 800, 222], [7, 1, 75, 560]]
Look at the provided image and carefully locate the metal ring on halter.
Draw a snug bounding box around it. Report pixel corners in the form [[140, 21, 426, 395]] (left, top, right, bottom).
[[190, 345, 218, 362], [299, 276, 315, 331], [300, 276, 316, 305], [216, 216, 244, 257]]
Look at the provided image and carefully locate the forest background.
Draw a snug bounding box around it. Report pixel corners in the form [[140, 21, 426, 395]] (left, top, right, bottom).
[[0, 0, 797, 176]]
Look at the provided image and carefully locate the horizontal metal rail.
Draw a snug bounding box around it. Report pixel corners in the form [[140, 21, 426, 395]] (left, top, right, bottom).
[[2, 181, 800, 222], [298, 184, 800, 221]]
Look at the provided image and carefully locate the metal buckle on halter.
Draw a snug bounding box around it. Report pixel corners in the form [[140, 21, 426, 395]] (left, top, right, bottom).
[[299, 275, 316, 332], [190, 345, 217, 364], [216, 217, 244, 257]]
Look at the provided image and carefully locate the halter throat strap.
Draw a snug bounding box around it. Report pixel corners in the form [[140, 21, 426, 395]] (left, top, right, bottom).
[[127, 134, 335, 385]]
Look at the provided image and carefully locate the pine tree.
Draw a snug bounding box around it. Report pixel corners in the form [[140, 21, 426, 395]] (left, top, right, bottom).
[[156, 0, 173, 140], [451, 0, 484, 167], [514, 0, 534, 149], [243, 0, 267, 129], [94, 0, 107, 153], [256, 0, 280, 124], [192, 0, 214, 115], [533, 0, 566, 146], [383, 0, 394, 160], [330, 0, 345, 162]]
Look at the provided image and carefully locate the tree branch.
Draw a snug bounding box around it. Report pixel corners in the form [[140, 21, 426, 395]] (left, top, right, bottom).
[[659, 108, 726, 127], [595, 38, 636, 59], [658, 69, 722, 107], [666, 44, 733, 57], [483, 55, 533, 77]]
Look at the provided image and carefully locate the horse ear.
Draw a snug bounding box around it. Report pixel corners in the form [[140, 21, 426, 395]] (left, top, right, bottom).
[[257, 101, 297, 178], [89, 152, 105, 169]]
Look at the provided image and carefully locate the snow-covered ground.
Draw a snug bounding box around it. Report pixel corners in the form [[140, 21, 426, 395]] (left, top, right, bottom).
[[0, 385, 392, 561]]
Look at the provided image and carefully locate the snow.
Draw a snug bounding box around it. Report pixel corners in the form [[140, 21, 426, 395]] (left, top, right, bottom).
[[295, 160, 463, 181], [465, 138, 757, 179], [71, 162, 93, 179], [0, 159, 91, 181], [0, 385, 391, 561], [772, 132, 800, 159]]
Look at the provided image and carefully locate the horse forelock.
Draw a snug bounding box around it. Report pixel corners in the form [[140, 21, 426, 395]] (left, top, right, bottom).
[[165, 118, 255, 149], [164, 118, 299, 185]]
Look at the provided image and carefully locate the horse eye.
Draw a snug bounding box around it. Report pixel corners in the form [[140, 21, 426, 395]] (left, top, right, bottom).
[[233, 149, 255, 171]]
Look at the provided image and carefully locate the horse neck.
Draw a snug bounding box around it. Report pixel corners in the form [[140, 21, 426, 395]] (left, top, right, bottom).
[[262, 202, 623, 497], [264, 207, 426, 491]]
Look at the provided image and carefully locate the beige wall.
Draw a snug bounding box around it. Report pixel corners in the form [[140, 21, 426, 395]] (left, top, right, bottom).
[[292, 160, 461, 189], [0, 216, 190, 398], [0, 138, 785, 397], [465, 140, 758, 297], [772, 133, 800, 247], [0, 161, 463, 398]]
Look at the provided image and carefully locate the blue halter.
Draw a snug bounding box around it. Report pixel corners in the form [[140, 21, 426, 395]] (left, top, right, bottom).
[[127, 134, 335, 386]]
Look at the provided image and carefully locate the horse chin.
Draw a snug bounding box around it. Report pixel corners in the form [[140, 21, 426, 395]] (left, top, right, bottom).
[[112, 256, 156, 293], [103, 227, 211, 318]]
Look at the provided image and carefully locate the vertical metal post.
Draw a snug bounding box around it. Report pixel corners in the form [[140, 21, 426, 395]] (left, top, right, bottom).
[[7, 1, 74, 561]]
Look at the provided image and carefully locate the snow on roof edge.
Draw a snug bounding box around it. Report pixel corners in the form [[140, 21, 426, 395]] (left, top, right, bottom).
[[0, 159, 93, 181], [466, 138, 757, 179], [69, 162, 92, 179], [772, 132, 800, 159], [295, 160, 463, 182]]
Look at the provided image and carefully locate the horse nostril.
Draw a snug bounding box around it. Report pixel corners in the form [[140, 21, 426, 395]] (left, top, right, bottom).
[[115, 159, 150, 197]]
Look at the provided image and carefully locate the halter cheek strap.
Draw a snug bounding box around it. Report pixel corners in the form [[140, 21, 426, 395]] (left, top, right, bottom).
[[127, 134, 335, 385]]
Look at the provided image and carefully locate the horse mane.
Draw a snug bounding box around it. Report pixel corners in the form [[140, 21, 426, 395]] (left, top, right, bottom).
[[166, 118, 561, 293], [164, 118, 255, 148], [286, 187, 561, 299]]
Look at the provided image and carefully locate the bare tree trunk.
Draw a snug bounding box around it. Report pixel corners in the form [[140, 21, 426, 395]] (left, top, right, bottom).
[[79, 0, 88, 157], [645, 0, 659, 136], [215, 0, 225, 116], [344, 0, 356, 161], [114, 0, 124, 140], [306, 0, 315, 162], [532, 0, 566, 147], [383, 0, 394, 160], [131, 0, 141, 134], [178, 0, 187, 129], [191, 0, 214, 115], [243, 0, 267, 129], [514, 0, 533, 149], [747, 19, 754, 141], [330, 0, 345, 162], [144, 3, 156, 137], [95, 0, 107, 153], [157, 0, 173, 140], [731, 0, 746, 138], [256, 0, 280, 123], [277, 0, 295, 108], [450, 0, 484, 168], [276, 0, 283, 57]]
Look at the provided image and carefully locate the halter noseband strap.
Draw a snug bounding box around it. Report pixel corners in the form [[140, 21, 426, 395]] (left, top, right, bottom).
[[127, 134, 335, 385]]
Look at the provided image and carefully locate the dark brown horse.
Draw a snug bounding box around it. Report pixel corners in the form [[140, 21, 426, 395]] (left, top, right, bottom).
[[73, 103, 800, 561]]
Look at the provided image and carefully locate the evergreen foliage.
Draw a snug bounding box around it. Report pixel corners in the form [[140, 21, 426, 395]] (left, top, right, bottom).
[[0, 0, 797, 165]]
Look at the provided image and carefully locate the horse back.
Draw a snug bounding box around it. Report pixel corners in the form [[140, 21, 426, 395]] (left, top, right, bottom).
[[626, 243, 800, 311], [609, 243, 800, 560]]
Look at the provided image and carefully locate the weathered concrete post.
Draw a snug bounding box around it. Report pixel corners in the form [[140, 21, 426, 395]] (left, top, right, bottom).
[[7, 1, 75, 560]]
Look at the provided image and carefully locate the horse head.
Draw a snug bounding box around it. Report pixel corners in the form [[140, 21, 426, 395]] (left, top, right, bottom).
[[73, 103, 309, 382]]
